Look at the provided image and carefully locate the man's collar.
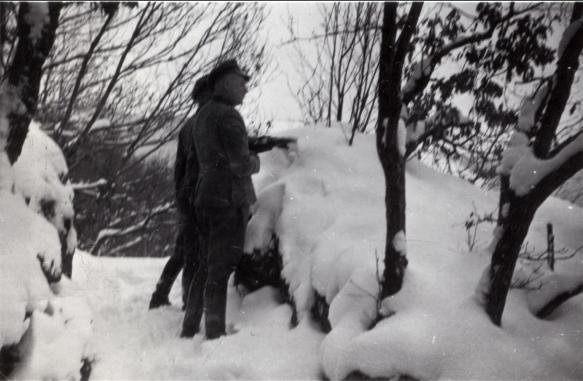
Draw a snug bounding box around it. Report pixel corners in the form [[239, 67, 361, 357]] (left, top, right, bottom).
[[212, 94, 234, 106]]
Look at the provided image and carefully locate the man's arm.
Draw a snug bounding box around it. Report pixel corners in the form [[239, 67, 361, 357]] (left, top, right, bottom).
[[218, 109, 259, 177], [248, 136, 297, 153]]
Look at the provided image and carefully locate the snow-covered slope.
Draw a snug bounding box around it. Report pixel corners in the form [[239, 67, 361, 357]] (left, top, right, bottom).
[[246, 127, 583, 380], [25, 126, 581, 380]]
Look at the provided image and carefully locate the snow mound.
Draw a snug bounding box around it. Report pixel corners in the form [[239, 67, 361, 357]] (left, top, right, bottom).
[[247, 126, 583, 380]]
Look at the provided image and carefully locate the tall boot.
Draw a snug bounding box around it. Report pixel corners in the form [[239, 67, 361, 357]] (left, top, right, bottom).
[[181, 265, 207, 338], [204, 279, 229, 340], [149, 279, 172, 309]]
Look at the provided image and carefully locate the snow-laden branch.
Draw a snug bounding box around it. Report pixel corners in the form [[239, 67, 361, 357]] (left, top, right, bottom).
[[90, 202, 173, 254], [71, 179, 108, 191], [509, 132, 583, 196], [526, 273, 583, 318]]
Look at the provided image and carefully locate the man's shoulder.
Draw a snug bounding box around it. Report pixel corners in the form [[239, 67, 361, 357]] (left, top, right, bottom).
[[178, 114, 197, 138], [205, 99, 241, 118]]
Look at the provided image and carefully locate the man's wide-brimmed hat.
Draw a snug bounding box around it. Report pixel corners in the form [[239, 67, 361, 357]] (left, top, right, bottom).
[[192, 74, 210, 102], [208, 59, 250, 87]]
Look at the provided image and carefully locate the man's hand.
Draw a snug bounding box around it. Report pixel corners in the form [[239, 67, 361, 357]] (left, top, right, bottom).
[[248, 136, 297, 153]]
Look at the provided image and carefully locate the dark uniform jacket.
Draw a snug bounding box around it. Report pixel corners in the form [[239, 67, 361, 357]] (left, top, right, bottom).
[[174, 114, 199, 211], [192, 96, 259, 208]]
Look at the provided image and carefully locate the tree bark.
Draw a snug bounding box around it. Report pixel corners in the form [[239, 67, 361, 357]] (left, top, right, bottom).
[[376, 2, 422, 299], [536, 283, 583, 319], [484, 5, 583, 326], [5, 3, 62, 164], [485, 192, 537, 325]]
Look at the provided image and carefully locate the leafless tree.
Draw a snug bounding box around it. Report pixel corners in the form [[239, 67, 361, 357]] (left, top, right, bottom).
[[3, 2, 269, 256], [287, 3, 381, 145]]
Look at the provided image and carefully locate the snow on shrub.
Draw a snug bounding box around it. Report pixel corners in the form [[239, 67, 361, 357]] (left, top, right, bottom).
[[1, 115, 91, 379], [0, 191, 59, 345], [13, 121, 77, 265]]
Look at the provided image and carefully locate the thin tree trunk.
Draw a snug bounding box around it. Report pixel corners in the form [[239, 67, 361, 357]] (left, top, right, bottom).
[[5, 3, 62, 164], [376, 2, 422, 299]]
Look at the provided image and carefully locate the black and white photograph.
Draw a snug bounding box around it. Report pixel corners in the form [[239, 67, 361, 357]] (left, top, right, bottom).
[[1, 2, 582, 380]]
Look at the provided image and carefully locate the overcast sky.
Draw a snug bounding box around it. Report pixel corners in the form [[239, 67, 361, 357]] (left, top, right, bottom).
[[251, 3, 322, 128]]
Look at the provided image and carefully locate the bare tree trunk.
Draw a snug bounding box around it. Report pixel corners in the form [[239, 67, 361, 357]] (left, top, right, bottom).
[[376, 2, 423, 299], [486, 192, 537, 325], [5, 3, 62, 164]]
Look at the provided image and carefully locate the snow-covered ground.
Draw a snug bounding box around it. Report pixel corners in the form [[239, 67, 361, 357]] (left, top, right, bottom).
[[3, 126, 582, 380], [71, 252, 324, 380]]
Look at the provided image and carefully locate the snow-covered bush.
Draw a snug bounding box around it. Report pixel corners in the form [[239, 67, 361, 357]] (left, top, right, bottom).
[[1, 112, 91, 379], [13, 122, 77, 276]]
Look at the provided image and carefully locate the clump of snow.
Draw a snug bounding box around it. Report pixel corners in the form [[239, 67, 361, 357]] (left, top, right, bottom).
[[397, 118, 407, 156], [381, 117, 389, 146], [510, 133, 583, 196], [23, 3, 49, 43], [497, 130, 530, 176], [12, 299, 92, 381], [518, 83, 549, 133], [392, 231, 407, 256], [402, 56, 433, 95], [92, 118, 112, 131], [406, 120, 426, 144]]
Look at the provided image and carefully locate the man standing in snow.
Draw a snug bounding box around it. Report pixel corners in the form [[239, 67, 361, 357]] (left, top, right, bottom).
[[149, 75, 212, 310], [182, 59, 259, 339]]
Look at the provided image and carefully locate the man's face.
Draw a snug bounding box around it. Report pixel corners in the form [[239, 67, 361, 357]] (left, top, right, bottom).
[[222, 72, 248, 105]]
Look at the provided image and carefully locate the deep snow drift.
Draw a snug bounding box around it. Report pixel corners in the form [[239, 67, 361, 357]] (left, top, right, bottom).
[[246, 127, 583, 380]]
